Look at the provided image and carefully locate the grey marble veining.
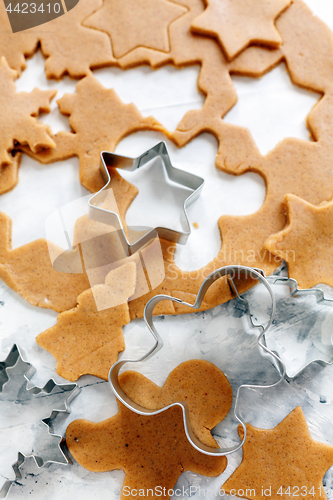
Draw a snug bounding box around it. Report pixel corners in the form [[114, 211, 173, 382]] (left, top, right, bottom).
[[2, 267, 333, 499]]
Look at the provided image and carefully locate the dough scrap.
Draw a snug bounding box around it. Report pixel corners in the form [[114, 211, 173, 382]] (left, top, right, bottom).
[[0, 56, 55, 168], [169, 0, 333, 283], [22, 74, 167, 192], [36, 263, 137, 381], [277, 0, 333, 93]]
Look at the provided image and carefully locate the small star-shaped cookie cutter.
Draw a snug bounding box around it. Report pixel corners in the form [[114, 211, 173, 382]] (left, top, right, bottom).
[[89, 141, 204, 254], [0, 344, 80, 498], [109, 265, 286, 456], [264, 275, 333, 378]]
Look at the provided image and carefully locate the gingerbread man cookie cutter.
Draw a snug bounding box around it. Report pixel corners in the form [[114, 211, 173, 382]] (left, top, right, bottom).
[[109, 265, 286, 456], [89, 141, 204, 254]]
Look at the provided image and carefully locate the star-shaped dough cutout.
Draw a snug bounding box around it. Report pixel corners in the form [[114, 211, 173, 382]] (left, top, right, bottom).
[[85, 0, 187, 59], [67, 399, 227, 498], [0, 56, 55, 166], [191, 0, 291, 61], [223, 406, 333, 500], [265, 194, 333, 289]]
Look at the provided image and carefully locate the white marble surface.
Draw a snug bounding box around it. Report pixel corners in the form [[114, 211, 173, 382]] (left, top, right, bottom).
[[1, 2, 333, 498]]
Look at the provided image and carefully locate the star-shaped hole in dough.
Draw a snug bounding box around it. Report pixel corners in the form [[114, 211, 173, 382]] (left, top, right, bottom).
[[191, 0, 291, 61], [223, 62, 320, 156], [85, 0, 187, 59], [265, 194, 333, 289], [66, 361, 230, 498], [172, 5, 333, 297], [0, 56, 55, 166], [223, 406, 333, 500]]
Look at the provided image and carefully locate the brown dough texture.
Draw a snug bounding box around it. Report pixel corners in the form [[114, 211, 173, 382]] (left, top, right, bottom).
[[86, 0, 187, 59], [0, 211, 91, 312], [265, 194, 333, 289], [0, 2, 38, 74], [223, 406, 333, 500], [169, 0, 333, 289], [0, 152, 21, 196], [67, 404, 226, 500], [0, 56, 55, 193], [86, 0, 284, 141], [36, 263, 136, 381], [191, 0, 291, 61], [119, 359, 233, 448], [23, 74, 167, 192], [5, 0, 333, 322], [66, 360, 227, 499], [67, 191, 255, 319], [0, 0, 114, 78]]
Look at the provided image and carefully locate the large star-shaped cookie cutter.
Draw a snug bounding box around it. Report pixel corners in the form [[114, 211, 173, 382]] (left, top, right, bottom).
[[264, 275, 333, 378], [109, 265, 286, 456], [89, 141, 204, 254]]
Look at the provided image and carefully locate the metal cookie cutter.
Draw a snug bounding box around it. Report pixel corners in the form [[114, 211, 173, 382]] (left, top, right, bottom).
[[109, 265, 286, 456], [264, 275, 333, 378], [0, 345, 80, 498], [89, 141, 204, 254]]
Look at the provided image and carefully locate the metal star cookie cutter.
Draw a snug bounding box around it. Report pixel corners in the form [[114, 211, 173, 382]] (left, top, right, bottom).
[[109, 265, 286, 456], [89, 141, 204, 254], [263, 275, 333, 378], [0, 344, 80, 498]]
